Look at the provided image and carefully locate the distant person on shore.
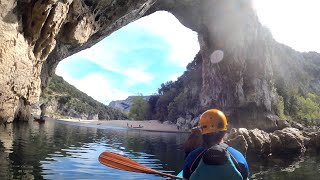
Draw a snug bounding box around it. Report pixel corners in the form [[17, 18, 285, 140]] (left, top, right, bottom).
[[39, 103, 47, 121], [182, 109, 249, 180]]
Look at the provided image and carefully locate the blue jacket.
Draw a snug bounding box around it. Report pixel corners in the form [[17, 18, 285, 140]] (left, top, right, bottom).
[[182, 145, 249, 179]]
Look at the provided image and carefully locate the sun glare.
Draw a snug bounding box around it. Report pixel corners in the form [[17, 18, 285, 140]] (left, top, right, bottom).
[[253, 0, 320, 52]]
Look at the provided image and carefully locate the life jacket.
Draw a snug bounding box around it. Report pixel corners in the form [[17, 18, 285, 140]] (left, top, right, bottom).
[[189, 143, 243, 180]]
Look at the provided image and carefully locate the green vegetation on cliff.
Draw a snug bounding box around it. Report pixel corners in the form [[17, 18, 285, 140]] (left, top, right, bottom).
[[147, 52, 203, 122], [288, 93, 320, 121], [143, 50, 320, 125], [273, 51, 320, 123], [274, 91, 320, 122], [41, 75, 127, 120], [129, 96, 150, 120]]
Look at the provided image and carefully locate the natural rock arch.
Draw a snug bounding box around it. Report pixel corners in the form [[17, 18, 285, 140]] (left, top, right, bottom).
[[1, 0, 309, 131]]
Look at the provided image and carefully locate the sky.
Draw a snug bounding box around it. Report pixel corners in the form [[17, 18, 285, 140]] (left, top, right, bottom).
[[56, 1, 320, 105], [253, 0, 320, 52], [56, 11, 199, 105]]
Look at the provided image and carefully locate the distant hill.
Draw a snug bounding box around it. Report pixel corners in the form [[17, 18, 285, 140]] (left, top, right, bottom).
[[36, 74, 128, 120], [109, 96, 151, 112]]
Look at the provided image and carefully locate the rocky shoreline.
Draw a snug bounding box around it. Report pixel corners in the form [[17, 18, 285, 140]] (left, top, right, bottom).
[[226, 127, 320, 158], [175, 114, 320, 157], [56, 117, 319, 158]]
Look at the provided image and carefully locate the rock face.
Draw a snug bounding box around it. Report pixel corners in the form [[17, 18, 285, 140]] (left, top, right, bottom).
[[182, 126, 320, 158], [0, 0, 157, 123], [152, 0, 320, 130], [226, 127, 317, 157], [0, 0, 319, 126], [109, 96, 151, 112], [31, 101, 99, 120], [151, 0, 277, 129]]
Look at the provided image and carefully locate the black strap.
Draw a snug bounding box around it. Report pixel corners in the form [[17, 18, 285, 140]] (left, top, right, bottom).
[[189, 143, 246, 180], [189, 143, 228, 174], [189, 149, 206, 174]]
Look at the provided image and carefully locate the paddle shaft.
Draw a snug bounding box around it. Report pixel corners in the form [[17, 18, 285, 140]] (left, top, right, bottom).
[[99, 152, 183, 179]]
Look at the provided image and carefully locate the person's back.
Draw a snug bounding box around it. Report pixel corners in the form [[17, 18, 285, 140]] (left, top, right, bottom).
[[182, 109, 249, 180]]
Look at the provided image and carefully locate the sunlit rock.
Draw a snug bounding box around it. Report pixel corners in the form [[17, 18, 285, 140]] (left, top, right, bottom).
[[226, 127, 314, 157]]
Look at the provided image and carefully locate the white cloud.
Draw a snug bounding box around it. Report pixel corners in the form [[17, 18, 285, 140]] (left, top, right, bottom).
[[76, 74, 131, 104], [122, 68, 154, 86], [75, 42, 123, 73], [253, 0, 320, 52], [56, 67, 132, 104], [65, 11, 199, 86], [135, 11, 200, 67], [73, 41, 154, 86]]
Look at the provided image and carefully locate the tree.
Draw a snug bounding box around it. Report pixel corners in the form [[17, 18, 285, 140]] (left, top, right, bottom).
[[129, 96, 150, 120], [291, 93, 320, 121], [148, 95, 160, 119]]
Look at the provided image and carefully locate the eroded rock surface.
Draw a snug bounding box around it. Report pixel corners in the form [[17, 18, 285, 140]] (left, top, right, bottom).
[[0, 0, 157, 123], [0, 0, 319, 128], [226, 127, 318, 157]]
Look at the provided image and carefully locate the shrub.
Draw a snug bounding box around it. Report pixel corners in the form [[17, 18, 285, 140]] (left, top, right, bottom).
[[291, 93, 320, 121], [274, 95, 286, 119], [129, 96, 150, 120], [58, 95, 71, 105]]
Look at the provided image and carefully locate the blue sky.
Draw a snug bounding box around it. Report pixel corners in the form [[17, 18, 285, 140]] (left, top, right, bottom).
[[56, 1, 320, 105], [56, 11, 199, 105]]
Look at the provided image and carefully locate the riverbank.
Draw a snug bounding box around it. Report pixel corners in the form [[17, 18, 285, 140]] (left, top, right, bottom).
[[56, 118, 189, 133]]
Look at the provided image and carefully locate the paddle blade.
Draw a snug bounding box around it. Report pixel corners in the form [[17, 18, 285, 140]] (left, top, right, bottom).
[[98, 152, 183, 179], [99, 152, 151, 173]]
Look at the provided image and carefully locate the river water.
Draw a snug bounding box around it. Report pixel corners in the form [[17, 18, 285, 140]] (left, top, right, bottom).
[[0, 119, 319, 179]]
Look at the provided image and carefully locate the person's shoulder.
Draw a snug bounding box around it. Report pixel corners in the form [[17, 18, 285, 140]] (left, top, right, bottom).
[[183, 146, 205, 178], [227, 146, 248, 164], [227, 146, 242, 153], [187, 147, 205, 160], [227, 146, 250, 178], [227, 147, 245, 157], [184, 147, 205, 166]]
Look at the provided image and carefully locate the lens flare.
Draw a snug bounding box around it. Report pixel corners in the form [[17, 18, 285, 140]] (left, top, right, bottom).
[[210, 50, 224, 64]]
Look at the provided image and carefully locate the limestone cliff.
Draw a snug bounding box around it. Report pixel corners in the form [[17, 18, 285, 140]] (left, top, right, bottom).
[[149, 0, 320, 131], [0, 0, 157, 123], [0, 0, 319, 129], [109, 96, 151, 113]]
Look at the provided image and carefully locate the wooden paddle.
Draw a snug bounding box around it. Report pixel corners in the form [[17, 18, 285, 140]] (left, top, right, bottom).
[[98, 152, 183, 179]]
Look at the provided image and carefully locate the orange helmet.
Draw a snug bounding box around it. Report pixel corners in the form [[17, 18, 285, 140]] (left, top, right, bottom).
[[199, 109, 228, 134]]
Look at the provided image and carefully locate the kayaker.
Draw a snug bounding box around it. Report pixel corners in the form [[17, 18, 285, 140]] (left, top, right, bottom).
[[182, 109, 249, 180]]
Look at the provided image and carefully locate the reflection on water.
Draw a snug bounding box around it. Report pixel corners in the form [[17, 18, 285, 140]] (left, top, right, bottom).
[[0, 120, 319, 179], [0, 120, 187, 179], [249, 154, 320, 180]]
